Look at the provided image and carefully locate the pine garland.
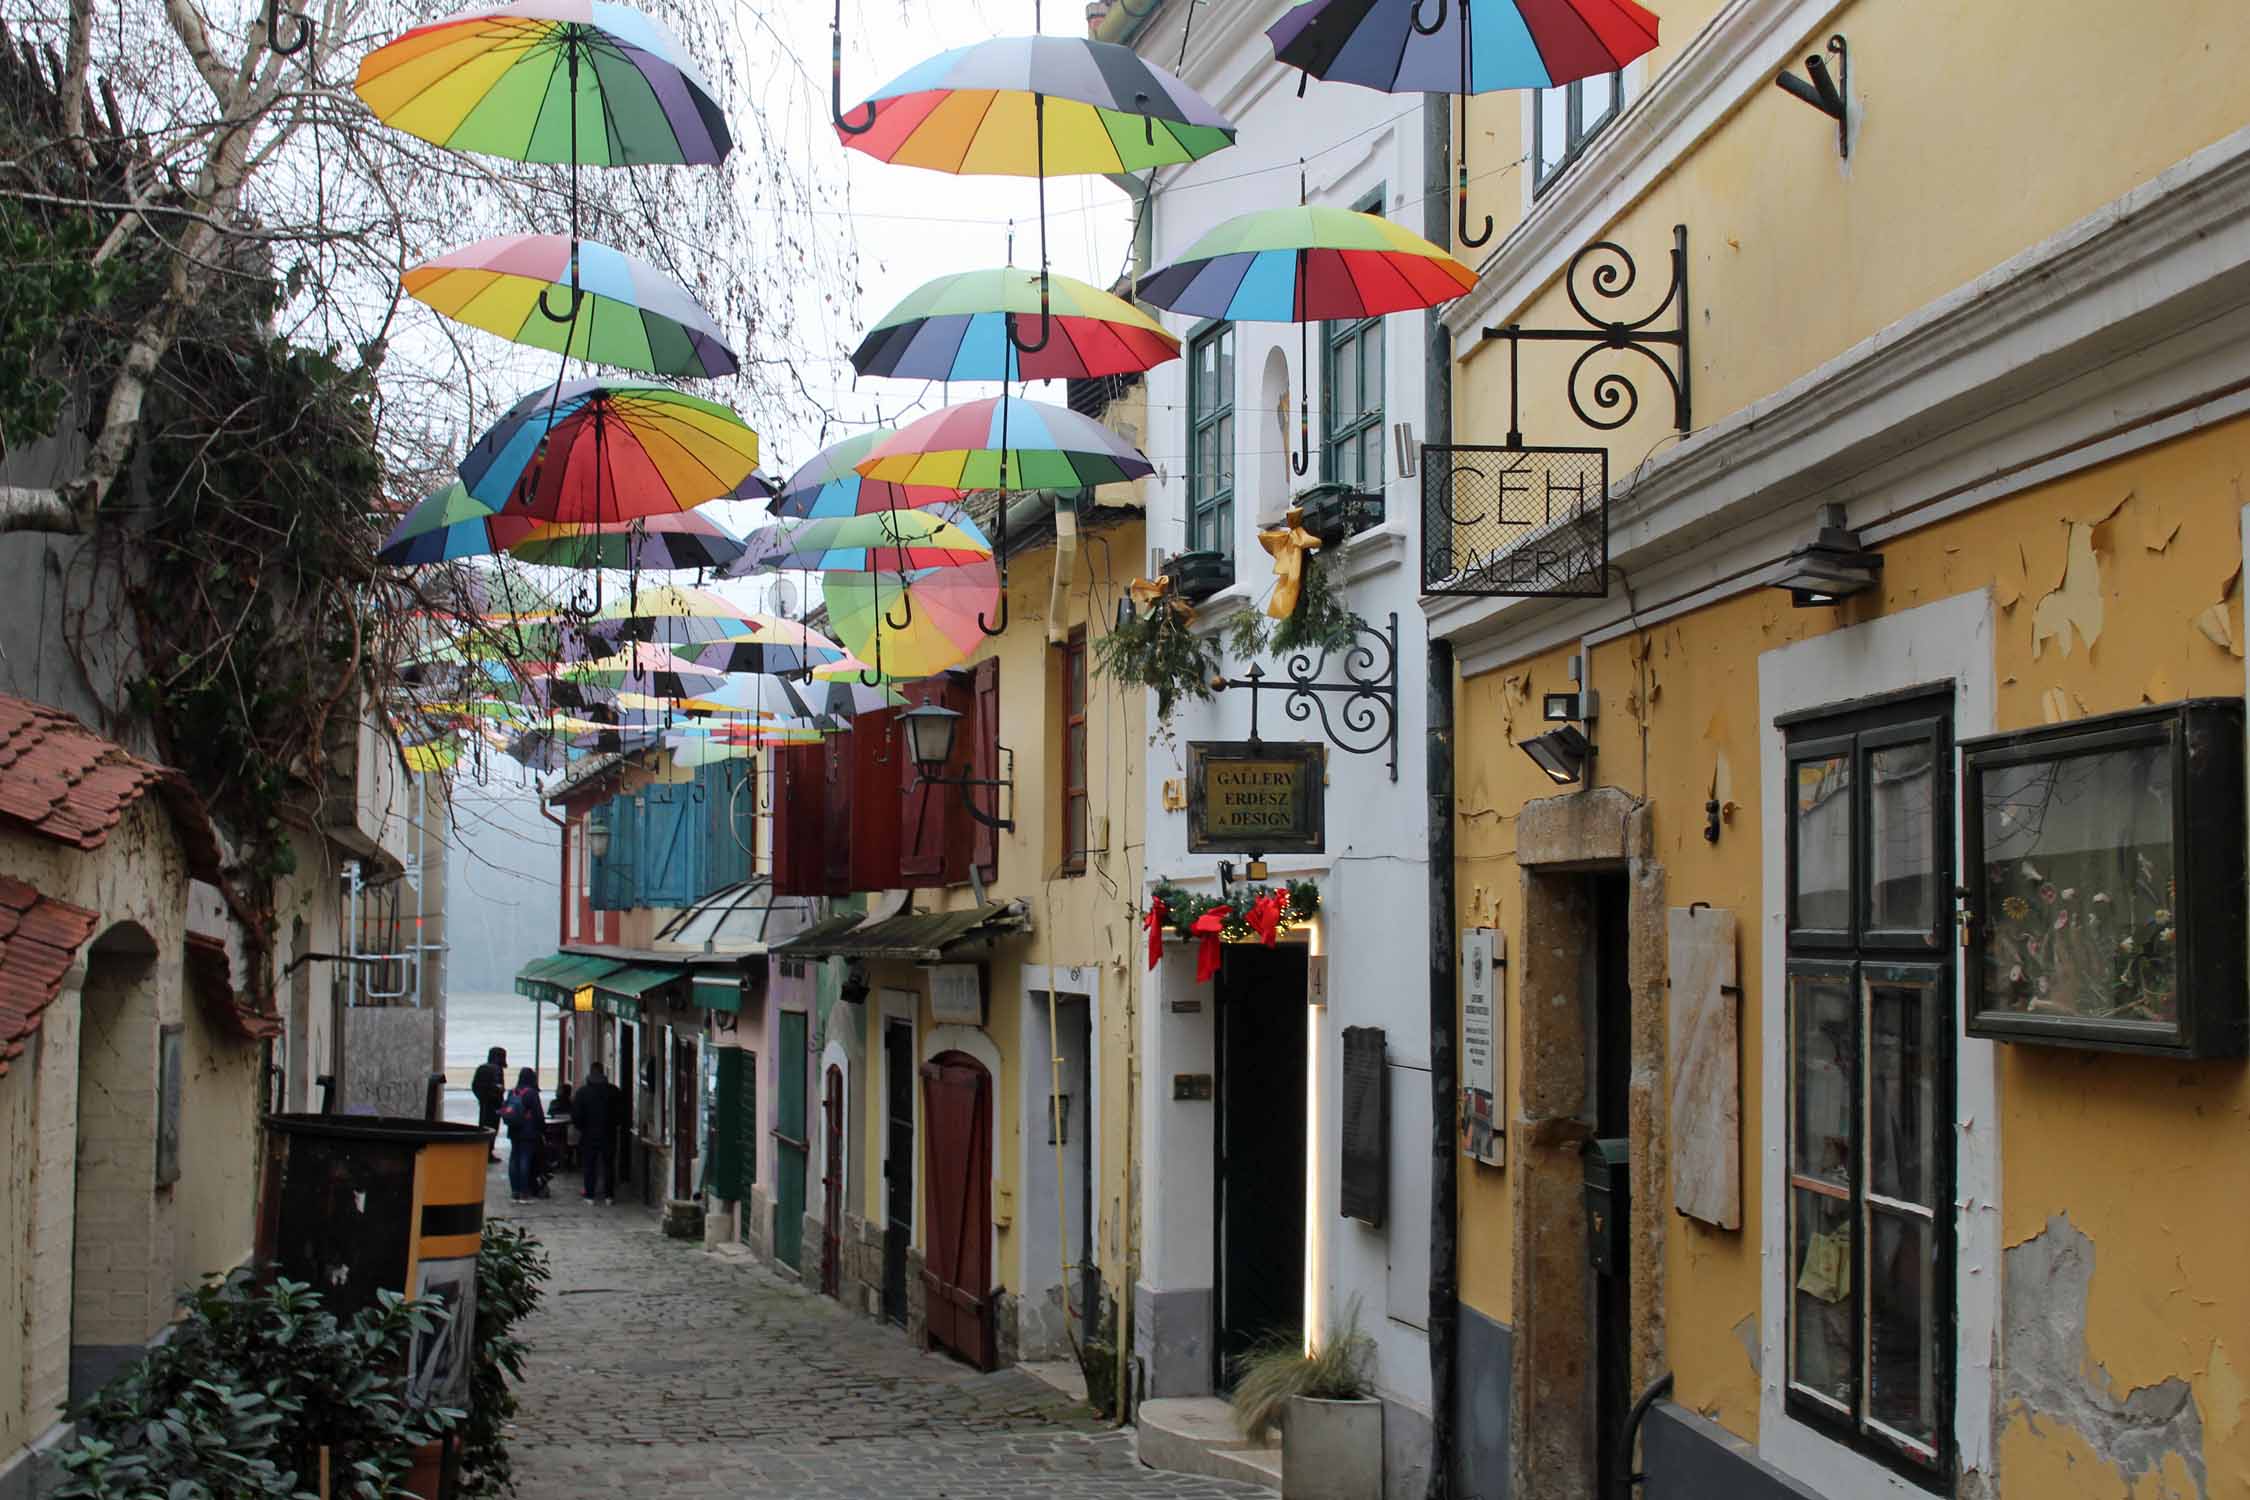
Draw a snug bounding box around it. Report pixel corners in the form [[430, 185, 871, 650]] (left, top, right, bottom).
[[1148, 879, 1322, 942]]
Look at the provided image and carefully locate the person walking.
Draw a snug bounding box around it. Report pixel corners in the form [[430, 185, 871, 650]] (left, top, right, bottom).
[[499, 1067, 545, 1203], [471, 1047, 508, 1161], [572, 1062, 621, 1204]]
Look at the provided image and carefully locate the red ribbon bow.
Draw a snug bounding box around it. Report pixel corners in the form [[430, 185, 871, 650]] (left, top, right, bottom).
[[1145, 897, 1168, 971], [1245, 891, 1287, 946], [1191, 906, 1234, 984]]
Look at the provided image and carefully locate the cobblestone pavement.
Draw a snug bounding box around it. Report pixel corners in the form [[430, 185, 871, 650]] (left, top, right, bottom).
[[488, 1164, 1269, 1498]]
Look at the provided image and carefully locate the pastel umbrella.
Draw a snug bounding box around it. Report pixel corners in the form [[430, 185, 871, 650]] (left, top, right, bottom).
[[505, 510, 748, 571], [404, 234, 738, 378], [548, 641, 725, 698], [854, 268, 1179, 384], [770, 430, 956, 520], [731, 510, 995, 575], [1265, 0, 1660, 248], [857, 397, 1154, 492], [355, 0, 732, 168], [376, 481, 540, 564], [459, 379, 760, 523], [1137, 205, 1476, 472], [686, 617, 852, 676], [824, 557, 1002, 683]]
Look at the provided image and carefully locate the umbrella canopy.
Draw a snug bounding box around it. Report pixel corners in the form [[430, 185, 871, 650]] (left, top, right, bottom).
[[548, 642, 726, 698], [839, 35, 1234, 175], [854, 268, 1179, 383], [1136, 205, 1478, 322], [376, 481, 541, 564], [824, 558, 1002, 681], [1267, 0, 1660, 94], [770, 430, 956, 520], [355, 0, 732, 166], [505, 509, 748, 571], [856, 396, 1153, 492], [460, 379, 760, 522], [733, 510, 994, 575], [686, 617, 851, 675], [405, 234, 738, 378]]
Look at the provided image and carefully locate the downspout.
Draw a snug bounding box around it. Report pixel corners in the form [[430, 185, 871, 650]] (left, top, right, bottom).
[[541, 802, 568, 947], [1423, 86, 1461, 1500]]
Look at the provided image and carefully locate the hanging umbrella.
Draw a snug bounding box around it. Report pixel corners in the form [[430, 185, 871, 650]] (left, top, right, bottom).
[[356, 0, 732, 167], [1137, 200, 1477, 472], [823, 559, 1003, 682], [547, 641, 726, 699], [505, 509, 748, 571], [857, 396, 1153, 492], [789, 676, 912, 718], [1266, 0, 1659, 247], [731, 510, 995, 575], [405, 234, 738, 378], [376, 481, 541, 564], [685, 617, 852, 676], [854, 268, 1179, 383], [770, 429, 957, 520], [460, 379, 760, 522]]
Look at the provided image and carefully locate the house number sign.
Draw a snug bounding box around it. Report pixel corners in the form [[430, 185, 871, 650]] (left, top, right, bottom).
[[1185, 740, 1326, 856]]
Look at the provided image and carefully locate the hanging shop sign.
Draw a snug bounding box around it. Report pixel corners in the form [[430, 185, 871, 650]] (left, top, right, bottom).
[[1460, 929, 1503, 1167], [1186, 740, 1326, 855]]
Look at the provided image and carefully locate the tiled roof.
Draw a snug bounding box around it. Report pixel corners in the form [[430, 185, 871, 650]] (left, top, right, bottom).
[[0, 695, 224, 881], [185, 931, 282, 1041], [0, 874, 99, 1076]]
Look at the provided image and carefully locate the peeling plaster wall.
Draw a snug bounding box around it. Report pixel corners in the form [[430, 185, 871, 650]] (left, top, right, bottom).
[[1450, 415, 2250, 1495]]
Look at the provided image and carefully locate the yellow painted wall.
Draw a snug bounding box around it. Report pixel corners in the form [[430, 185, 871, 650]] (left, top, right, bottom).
[[1452, 417, 2250, 1486]]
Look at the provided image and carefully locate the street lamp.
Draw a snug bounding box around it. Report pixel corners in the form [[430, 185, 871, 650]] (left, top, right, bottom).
[[585, 806, 611, 859], [1773, 503, 1884, 607], [897, 701, 1014, 832]]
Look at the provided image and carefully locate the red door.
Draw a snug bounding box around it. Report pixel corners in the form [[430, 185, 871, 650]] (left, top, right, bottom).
[[821, 1065, 845, 1299], [672, 1032, 696, 1200], [919, 1053, 994, 1369]]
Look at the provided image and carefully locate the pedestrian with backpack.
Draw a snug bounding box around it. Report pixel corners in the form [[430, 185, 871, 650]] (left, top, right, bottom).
[[499, 1067, 545, 1203]]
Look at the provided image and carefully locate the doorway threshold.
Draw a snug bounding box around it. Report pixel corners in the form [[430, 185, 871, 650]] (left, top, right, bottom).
[[1136, 1397, 1282, 1490]]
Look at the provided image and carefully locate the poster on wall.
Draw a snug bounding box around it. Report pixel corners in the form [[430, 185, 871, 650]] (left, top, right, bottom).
[[1460, 929, 1503, 1166], [406, 1255, 477, 1409]]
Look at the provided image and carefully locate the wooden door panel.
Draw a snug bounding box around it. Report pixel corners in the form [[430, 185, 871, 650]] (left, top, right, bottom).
[[918, 1053, 993, 1369]]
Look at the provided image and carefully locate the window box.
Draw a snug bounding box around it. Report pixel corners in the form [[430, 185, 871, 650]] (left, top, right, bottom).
[[1962, 698, 2245, 1057], [1164, 549, 1234, 604], [1295, 483, 1384, 548]]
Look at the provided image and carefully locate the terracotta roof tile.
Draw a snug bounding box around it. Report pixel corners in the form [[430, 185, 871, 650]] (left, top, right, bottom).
[[184, 931, 280, 1041], [0, 881, 98, 1077], [0, 694, 224, 881]]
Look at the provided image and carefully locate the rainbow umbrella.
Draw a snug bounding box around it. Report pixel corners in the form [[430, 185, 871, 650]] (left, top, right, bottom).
[[857, 397, 1153, 492], [770, 430, 956, 520], [854, 268, 1179, 384], [355, 0, 731, 167], [404, 234, 737, 378], [376, 481, 541, 564], [1266, 0, 1659, 248], [731, 510, 995, 575], [1138, 204, 1476, 472], [823, 559, 1002, 683], [548, 641, 725, 698], [460, 379, 760, 523], [685, 617, 852, 676], [505, 509, 748, 571]]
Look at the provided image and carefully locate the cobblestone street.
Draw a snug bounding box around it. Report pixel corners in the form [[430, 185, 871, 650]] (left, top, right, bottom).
[[488, 1166, 1268, 1498]]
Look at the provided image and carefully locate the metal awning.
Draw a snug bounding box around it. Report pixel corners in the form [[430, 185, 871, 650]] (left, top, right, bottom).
[[514, 952, 626, 1007], [769, 901, 1030, 963], [592, 964, 686, 1023]]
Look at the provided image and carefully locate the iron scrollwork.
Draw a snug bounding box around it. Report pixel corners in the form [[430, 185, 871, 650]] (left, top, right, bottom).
[[1219, 611, 1400, 782]]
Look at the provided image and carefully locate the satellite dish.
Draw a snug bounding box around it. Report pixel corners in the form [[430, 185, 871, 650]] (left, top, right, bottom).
[[773, 578, 800, 617]]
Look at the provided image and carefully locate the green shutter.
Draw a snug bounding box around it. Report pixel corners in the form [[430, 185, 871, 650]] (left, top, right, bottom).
[[711, 1049, 743, 1201]]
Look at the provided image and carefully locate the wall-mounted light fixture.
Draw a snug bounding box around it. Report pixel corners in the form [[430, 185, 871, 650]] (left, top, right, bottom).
[[1520, 724, 1595, 785], [1772, 503, 1883, 607], [1542, 689, 1599, 723], [585, 806, 612, 859], [899, 702, 1015, 831]]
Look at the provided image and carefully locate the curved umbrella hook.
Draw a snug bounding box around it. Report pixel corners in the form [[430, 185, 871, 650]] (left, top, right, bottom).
[[832, 0, 876, 135], [1455, 3, 1493, 248], [858, 598, 888, 687], [1292, 244, 1311, 477], [1008, 97, 1054, 356], [883, 523, 915, 631], [976, 400, 1012, 637], [265, 0, 313, 56], [1410, 0, 1449, 35]]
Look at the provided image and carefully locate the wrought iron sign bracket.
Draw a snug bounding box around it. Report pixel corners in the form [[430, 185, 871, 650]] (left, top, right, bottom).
[[1776, 36, 1850, 158], [1217, 611, 1400, 783], [1479, 224, 1692, 447]]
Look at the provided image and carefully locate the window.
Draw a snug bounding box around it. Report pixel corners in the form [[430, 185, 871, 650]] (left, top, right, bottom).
[[1533, 70, 1624, 193], [1323, 190, 1386, 496], [1188, 322, 1234, 554], [1061, 628, 1088, 874], [1782, 691, 1954, 1487]]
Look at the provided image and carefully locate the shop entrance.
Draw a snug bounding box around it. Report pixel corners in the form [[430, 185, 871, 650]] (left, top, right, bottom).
[[1213, 944, 1309, 1386]]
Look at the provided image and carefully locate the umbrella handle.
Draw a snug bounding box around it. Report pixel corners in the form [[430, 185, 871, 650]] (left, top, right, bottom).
[[832, 0, 876, 135], [1410, 0, 1448, 35], [1293, 266, 1311, 476], [1006, 282, 1053, 355], [977, 591, 1009, 638], [264, 0, 313, 56], [1008, 99, 1053, 356], [1454, 9, 1493, 249], [538, 283, 585, 324]]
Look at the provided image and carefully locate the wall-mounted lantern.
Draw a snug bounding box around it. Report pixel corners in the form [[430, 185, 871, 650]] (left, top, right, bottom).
[[1520, 725, 1595, 786], [1773, 504, 1884, 607], [585, 806, 612, 860], [899, 702, 1015, 832]]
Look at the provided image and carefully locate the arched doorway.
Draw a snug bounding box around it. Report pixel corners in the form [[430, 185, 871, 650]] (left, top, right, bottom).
[[71, 921, 159, 1403], [919, 1050, 993, 1369], [820, 1064, 844, 1299]]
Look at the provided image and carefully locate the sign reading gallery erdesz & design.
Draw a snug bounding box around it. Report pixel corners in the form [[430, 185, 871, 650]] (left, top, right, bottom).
[[1185, 740, 1326, 855]]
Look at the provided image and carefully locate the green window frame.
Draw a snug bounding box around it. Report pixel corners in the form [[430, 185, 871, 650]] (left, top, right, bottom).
[[1323, 187, 1387, 497], [1533, 70, 1625, 194], [1187, 321, 1235, 555]]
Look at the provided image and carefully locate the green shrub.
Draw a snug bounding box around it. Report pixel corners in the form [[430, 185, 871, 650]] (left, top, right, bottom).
[[456, 1221, 551, 1497], [1229, 1304, 1376, 1443]]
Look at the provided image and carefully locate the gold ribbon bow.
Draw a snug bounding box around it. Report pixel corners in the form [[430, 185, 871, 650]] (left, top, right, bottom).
[[1128, 574, 1195, 625], [1258, 505, 1324, 620]]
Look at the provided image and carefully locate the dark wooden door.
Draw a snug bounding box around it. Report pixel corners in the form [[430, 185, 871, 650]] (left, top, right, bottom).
[[919, 1052, 994, 1369], [882, 1020, 914, 1327], [821, 1065, 845, 1298], [1591, 872, 1635, 1500], [774, 1010, 810, 1270], [1215, 945, 1309, 1385], [672, 1030, 696, 1200]]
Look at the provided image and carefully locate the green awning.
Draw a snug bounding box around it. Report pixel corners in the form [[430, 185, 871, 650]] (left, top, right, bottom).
[[592, 964, 685, 1023], [514, 952, 625, 1007], [693, 972, 745, 1014], [769, 902, 1030, 962]]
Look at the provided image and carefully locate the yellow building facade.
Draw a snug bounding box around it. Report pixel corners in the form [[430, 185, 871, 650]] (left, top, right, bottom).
[[1430, 3, 2250, 1498]]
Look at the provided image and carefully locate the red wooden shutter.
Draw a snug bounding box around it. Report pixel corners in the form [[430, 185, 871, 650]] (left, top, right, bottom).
[[970, 657, 1000, 884], [898, 680, 946, 885], [773, 744, 829, 896], [939, 671, 976, 887], [823, 725, 854, 895], [850, 708, 903, 891]]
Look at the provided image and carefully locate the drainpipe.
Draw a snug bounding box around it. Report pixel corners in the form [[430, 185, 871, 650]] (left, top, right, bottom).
[[540, 802, 568, 948], [1423, 87, 1461, 1500]]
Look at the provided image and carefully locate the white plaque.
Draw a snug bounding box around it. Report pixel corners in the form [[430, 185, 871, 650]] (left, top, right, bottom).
[[1460, 929, 1503, 1166], [930, 963, 984, 1026]]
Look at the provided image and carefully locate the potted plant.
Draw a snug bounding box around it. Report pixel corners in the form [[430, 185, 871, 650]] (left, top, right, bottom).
[[1295, 482, 1381, 547], [1230, 1309, 1381, 1500], [1163, 548, 1235, 603]]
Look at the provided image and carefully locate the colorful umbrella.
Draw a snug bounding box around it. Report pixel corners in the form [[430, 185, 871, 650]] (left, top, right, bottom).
[[1266, 0, 1660, 248], [505, 510, 749, 571], [824, 559, 1002, 682], [404, 234, 738, 378], [548, 641, 725, 698], [460, 379, 760, 523], [355, 0, 732, 167], [770, 430, 957, 520], [731, 510, 995, 576], [1138, 202, 1476, 471], [854, 268, 1179, 383], [857, 396, 1154, 492], [685, 617, 851, 676], [376, 481, 541, 564]]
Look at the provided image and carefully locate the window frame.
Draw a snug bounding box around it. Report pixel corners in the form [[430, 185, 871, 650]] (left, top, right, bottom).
[[1532, 70, 1626, 196], [1186, 319, 1235, 555], [1060, 626, 1088, 875], [1322, 186, 1387, 496], [1781, 693, 1957, 1490]]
